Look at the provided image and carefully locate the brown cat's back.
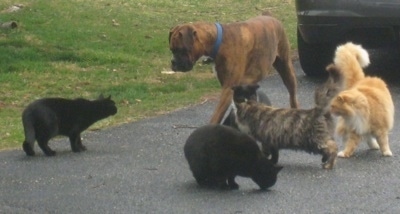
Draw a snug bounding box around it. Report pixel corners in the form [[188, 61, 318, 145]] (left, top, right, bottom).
[[356, 77, 394, 130]]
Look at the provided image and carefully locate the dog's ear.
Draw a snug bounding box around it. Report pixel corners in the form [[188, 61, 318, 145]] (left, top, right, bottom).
[[169, 26, 179, 43]]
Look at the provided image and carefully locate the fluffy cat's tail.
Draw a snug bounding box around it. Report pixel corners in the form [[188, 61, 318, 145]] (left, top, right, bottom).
[[314, 64, 345, 114], [334, 42, 369, 89]]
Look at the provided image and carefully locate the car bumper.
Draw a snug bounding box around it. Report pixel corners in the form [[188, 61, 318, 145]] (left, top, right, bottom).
[[296, 0, 400, 44]]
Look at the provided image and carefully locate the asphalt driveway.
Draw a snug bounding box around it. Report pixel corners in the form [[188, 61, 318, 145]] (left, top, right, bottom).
[[1, 61, 400, 213]]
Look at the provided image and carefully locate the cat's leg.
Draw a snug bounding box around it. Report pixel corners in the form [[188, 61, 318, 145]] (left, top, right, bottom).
[[375, 132, 392, 157], [227, 176, 239, 190], [193, 172, 209, 187], [366, 135, 380, 150], [338, 131, 361, 158], [69, 133, 86, 152], [269, 147, 279, 164], [261, 145, 271, 159], [194, 176, 208, 186], [76, 134, 87, 151], [262, 144, 279, 163], [321, 139, 338, 169], [37, 138, 56, 156], [214, 176, 229, 189], [23, 140, 35, 156], [22, 115, 36, 156]]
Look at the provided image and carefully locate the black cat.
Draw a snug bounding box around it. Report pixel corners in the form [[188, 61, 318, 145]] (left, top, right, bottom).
[[184, 124, 282, 190], [22, 95, 117, 156], [222, 87, 271, 129]]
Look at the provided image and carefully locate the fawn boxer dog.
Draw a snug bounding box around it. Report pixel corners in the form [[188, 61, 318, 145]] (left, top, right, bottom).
[[169, 13, 299, 124]]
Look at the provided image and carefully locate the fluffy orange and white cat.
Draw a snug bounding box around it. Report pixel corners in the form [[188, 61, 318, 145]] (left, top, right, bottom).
[[330, 42, 394, 158]]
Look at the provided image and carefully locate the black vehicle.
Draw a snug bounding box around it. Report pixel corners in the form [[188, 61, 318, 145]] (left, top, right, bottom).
[[296, 0, 400, 76]]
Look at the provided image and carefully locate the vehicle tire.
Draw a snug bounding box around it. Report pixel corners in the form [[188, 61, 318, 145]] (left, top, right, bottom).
[[297, 29, 335, 77]]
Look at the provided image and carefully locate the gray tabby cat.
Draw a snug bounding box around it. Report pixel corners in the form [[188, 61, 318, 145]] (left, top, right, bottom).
[[232, 64, 344, 169]]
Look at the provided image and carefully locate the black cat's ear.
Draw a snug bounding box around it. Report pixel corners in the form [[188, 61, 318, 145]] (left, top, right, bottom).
[[274, 165, 283, 173], [250, 84, 260, 91], [107, 95, 112, 100]]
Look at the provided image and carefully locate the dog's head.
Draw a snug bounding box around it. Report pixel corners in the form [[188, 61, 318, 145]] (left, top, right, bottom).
[[169, 24, 204, 72]]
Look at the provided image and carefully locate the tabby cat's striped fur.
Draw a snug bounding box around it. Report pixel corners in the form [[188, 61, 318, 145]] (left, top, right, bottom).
[[232, 65, 344, 169]]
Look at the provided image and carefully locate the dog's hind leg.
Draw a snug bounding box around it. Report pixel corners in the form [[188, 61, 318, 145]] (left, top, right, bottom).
[[273, 57, 299, 109]]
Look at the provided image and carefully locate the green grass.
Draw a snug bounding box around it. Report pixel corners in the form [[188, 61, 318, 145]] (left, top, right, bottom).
[[0, 0, 296, 150]]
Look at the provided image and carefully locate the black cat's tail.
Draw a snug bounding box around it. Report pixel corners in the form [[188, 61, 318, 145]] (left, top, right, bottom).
[[314, 64, 345, 115], [22, 110, 36, 156]]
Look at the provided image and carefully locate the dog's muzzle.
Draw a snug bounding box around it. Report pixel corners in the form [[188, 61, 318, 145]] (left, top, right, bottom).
[[171, 57, 194, 72]]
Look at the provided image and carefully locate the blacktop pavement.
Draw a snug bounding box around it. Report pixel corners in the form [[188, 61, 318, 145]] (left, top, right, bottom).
[[1, 61, 400, 213]]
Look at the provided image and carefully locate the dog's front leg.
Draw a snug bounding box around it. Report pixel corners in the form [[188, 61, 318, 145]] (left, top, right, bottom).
[[209, 87, 233, 124]]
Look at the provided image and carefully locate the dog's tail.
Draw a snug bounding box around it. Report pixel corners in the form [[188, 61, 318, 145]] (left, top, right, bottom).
[[334, 42, 369, 89], [314, 64, 345, 114]]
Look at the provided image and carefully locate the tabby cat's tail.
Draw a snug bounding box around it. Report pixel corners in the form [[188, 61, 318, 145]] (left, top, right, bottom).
[[333, 42, 369, 89], [314, 64, 345, 114]]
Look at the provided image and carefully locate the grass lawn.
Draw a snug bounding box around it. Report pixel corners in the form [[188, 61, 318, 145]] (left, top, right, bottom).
[[0, 0, 297, 150]]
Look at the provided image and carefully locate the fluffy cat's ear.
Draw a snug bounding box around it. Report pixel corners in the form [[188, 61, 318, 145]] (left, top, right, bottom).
[[335, 95, 345, 103]]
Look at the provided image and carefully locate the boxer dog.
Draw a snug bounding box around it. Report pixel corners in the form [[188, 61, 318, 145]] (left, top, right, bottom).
[[169, 13, 299, 124]]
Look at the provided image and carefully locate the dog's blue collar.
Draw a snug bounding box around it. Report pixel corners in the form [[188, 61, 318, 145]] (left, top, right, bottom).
[[210, 23, 223, 59]]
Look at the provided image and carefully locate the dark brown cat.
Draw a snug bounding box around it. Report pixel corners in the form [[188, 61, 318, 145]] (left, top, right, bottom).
[[184, 124, 282, 190], [232, 65, 344, 169], [22, 95, 117, 156]]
